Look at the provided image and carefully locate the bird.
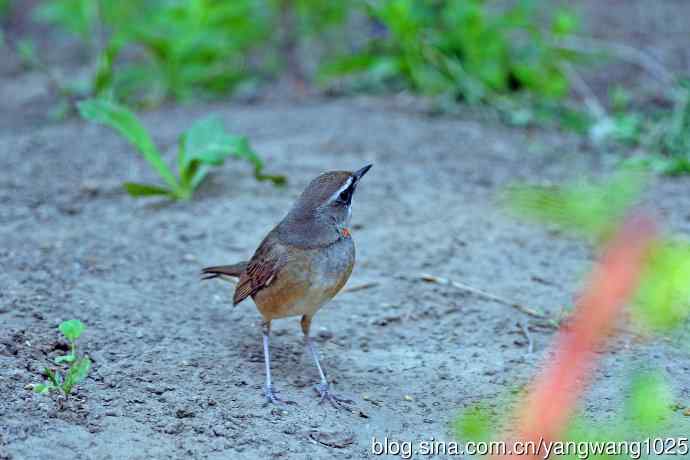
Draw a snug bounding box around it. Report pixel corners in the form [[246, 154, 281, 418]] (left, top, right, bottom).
[[201, 164, 372, 407]]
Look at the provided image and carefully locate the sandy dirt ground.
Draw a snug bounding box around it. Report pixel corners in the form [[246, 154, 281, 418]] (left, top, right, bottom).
[[2, 85, 690, 459], [3, 1, 690, 457]]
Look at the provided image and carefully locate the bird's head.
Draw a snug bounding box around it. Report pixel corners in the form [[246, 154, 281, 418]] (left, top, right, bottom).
[[287, 164, 373, 231]]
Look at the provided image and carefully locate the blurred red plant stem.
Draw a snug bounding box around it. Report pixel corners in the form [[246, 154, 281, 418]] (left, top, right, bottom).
[[496, 213, 657, 460]]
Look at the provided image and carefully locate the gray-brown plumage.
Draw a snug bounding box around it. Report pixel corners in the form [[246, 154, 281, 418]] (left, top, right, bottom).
[[201, 164, 372, 406]]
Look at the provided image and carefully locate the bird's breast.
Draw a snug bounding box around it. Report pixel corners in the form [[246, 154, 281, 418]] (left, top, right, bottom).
[[311, 236, 354, 280], [254, 237, 355, 320]]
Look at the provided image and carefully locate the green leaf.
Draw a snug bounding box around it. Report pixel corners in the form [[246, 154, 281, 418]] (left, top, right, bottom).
[[552, 9, 579, 36], [78, 99, 180, 192], [181, 116, 237, 166], [632, 240, 690, 331], [33, 383, 52, 394], [179, 116, 285, 190], [256, 172, 287, 185], [178, 160, 210, 197], [178, 116, 236, 190], [55, 354, 76, 364], [0, 0, 9, 18], [59, 319, 86, 341], [505, 172, 647, 243], [661, 157, 690, 176], [319, 54, 380, 79], [227, 136, 286, 186], [62, 357, 91, 395], [92, 38, 125, 97], [123, 182, 173, 197], [455, 405, 493, 443], [626, 372, 673, 433]]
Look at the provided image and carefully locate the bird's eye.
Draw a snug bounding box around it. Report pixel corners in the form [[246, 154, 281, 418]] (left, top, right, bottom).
[[339, 185, 354, 204]]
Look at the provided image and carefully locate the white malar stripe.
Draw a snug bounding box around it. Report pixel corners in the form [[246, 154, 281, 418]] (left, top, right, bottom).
[[326, 177, 353, 204]]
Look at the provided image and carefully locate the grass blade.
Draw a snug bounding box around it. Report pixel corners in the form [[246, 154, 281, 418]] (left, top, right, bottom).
[[78, 99, 180, 192], [33, 383, 51, 394], [230, 136, 286, 186], [123, 182, 174, 197], [63, 357, 91, 395], [55, 354, 76, 364]]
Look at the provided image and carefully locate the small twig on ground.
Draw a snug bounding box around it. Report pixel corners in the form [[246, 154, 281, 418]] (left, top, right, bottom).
[[518, 321, 534, 354], [419, 274, 546, 318], [343, 282, 380, 293], [560, 62, 609, 122]]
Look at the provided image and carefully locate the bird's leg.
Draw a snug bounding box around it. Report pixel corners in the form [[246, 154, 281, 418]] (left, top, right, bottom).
[[301, 315, 354, 409], [262, 320, 295, 406]]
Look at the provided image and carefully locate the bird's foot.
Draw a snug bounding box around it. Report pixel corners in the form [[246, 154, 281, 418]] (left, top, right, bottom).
[[314, 383, 354, 410], [264, 385, 296, 406]]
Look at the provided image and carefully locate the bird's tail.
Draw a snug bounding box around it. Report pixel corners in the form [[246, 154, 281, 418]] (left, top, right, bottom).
[[200, 262, 248, 281]]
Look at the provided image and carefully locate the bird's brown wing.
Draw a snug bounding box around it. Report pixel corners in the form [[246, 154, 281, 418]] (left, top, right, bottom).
[[233, 233, 286, 306]]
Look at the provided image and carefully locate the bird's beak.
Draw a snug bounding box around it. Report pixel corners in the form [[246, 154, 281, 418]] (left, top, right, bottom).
[[353, 164, 373, 182]]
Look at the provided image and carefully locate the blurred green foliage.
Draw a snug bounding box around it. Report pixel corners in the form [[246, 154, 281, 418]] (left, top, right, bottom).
[[27, 0, 578, 106], [634, 240, 690, 331], [0, 0, 10, 18], [324, 0, 578, 102], [16, 1, 690, 176], [505, 172, 646, 243], [625, 372, 673, 433], [34, 0, 271, 104], [505, 172, 690, 331]]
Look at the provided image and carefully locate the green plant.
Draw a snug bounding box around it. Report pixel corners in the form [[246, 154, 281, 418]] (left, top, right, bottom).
[[506, 172, 690, 330], [323, 0, 578, 103], [34, 320, 91, 397], [114, 0, 269, 103], [54, 319, 86, 364], [0, 0, 10, 22], [505, 171, 646, 242], [31, 0, 579, 108], [33, 0, 271, 105], [78, 98, 284, 200]]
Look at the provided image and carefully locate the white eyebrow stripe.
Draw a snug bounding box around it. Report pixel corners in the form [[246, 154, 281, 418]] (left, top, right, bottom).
[[327, 176, 353, 203]]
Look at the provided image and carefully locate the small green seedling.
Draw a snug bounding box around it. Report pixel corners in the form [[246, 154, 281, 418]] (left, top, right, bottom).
[[34, 319, 91, 396], [78, 98, 285, 200], [54, 319, 85, 364]]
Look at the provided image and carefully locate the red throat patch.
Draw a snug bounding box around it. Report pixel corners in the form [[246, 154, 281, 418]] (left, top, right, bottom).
[[341, 228, 351, 238]]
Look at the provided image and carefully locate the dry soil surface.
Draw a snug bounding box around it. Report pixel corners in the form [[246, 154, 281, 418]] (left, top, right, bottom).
[[2, 83, 690, 459]]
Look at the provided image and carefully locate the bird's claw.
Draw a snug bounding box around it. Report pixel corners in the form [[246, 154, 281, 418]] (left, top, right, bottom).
[[264, 385, 296, 406], [314, 383, 354, 410]]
